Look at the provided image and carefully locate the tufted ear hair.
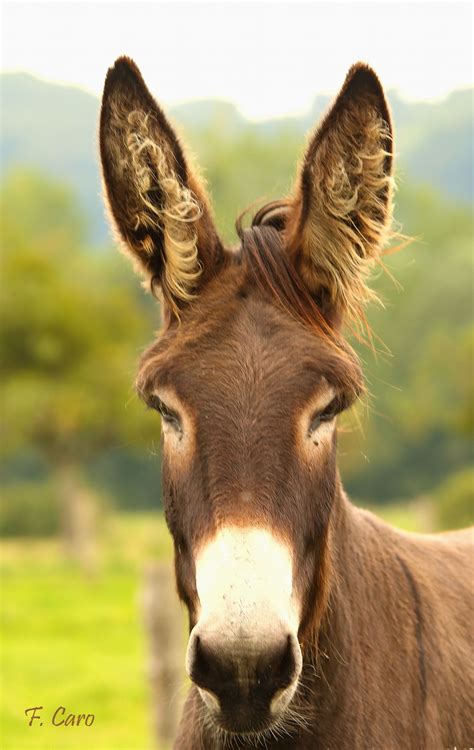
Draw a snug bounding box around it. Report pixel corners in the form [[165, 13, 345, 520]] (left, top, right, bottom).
[[288, 63, 394, 330], [100, 57, 222, 316]]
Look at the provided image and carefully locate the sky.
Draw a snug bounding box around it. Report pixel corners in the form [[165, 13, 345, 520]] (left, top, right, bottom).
[[2, 1, 473, 120]]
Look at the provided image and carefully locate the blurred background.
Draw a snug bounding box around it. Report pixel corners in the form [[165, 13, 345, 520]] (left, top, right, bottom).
[[1, 2, 473, 748]]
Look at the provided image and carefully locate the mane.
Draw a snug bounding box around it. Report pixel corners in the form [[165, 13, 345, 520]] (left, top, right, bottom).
[[236, 201, 364, 399], [236, 200, 330, 333]]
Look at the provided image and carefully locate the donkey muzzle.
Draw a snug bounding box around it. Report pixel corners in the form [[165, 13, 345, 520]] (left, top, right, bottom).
[[187, 526, 302, 732], [186, 626, 302, 732]]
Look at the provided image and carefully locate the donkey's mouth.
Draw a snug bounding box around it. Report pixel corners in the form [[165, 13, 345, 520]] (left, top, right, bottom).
[[189, 629, 302, 737], [197, 677, 300, 737]]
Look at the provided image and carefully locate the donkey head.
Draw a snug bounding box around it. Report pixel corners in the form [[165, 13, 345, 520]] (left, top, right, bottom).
[[100, 58, 393, 737]]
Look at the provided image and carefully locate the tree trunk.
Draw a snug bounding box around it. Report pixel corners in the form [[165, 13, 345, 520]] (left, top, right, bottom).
[[56, 461, 98, 576]]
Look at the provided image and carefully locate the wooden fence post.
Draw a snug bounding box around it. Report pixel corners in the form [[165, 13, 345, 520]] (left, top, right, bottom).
[[141, 561, 184, 748]]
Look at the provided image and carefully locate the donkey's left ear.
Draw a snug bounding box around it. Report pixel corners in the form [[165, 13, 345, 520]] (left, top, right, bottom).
[[100, 57, 222, 314], [288, 63, 394, 328]]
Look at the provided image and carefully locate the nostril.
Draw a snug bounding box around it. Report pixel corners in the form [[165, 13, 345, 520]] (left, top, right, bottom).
[[279, 634, 298, 685], [257, 633, 299, 693], [192, 635, 212, 681], [187, 628, 302, 713], [188, 632, 230, 693], [190, 634, 208, 683]]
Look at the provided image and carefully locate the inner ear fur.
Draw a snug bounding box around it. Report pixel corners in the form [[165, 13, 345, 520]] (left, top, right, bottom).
[[288, 62, 394, 329], [100, 56, 221, 312]]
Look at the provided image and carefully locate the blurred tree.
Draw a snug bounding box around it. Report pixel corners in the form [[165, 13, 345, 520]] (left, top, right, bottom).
[[339, 184, 474, 503], [0, 479, 59, 537], [436, 467, 474, 530], [180, 122, 301, 243], [0, 170, 162, 552]]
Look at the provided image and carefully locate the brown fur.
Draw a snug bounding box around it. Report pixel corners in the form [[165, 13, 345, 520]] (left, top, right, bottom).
[[100, 58, 474, 748]]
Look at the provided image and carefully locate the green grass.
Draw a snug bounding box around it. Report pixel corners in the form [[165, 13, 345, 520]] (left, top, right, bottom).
[[0, 513, 181, 750], [0, 505, 433, 750]]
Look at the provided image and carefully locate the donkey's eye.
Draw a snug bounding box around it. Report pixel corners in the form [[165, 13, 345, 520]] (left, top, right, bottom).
[[149, 396, 182, 431], [308, 397, 340, 435]]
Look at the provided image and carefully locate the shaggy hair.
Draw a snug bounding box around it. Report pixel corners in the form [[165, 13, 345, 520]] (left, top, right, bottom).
[[99, 57, 220, 318], [289, 63, 395, 335], [105, 104, 203, 311], [125, 110, 203, 305]]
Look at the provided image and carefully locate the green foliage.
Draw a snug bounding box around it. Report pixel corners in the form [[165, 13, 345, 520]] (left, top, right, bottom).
[[360, 497, 436, 533], [1, 169, 160, 464], [0, 481, 60, 537], [1, 169, 165, 513], [338, 184, 474, 503], [436, 467, 474, 531]]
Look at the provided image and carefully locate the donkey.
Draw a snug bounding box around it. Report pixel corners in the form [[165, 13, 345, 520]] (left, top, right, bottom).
[[100, 58, 473, 748]]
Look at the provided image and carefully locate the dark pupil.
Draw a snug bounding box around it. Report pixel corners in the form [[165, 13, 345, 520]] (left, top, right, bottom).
[[309, 397, 339, 434], [150, 396, 180, 427]]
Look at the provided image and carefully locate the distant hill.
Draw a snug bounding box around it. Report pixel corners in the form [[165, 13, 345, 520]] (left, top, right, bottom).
[[1, 74, 104, 242], [1, 73, 472, 243], [389, 91, 473, 206]]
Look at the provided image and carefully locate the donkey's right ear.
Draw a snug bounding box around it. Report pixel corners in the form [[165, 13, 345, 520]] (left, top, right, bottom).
[[100, 57, 222, 314]]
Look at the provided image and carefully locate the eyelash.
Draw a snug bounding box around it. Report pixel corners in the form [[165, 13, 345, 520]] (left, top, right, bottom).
[[148, 396, 182, 430], [308, 396, 342, 435]]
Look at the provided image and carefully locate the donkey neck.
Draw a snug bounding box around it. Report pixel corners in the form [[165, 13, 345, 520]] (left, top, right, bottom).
[[300, 482, 416, 743]]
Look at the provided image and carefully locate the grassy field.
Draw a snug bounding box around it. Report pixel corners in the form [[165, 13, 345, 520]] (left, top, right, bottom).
[[1, 514, 181, 750], [1, 503, 433, 750]]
